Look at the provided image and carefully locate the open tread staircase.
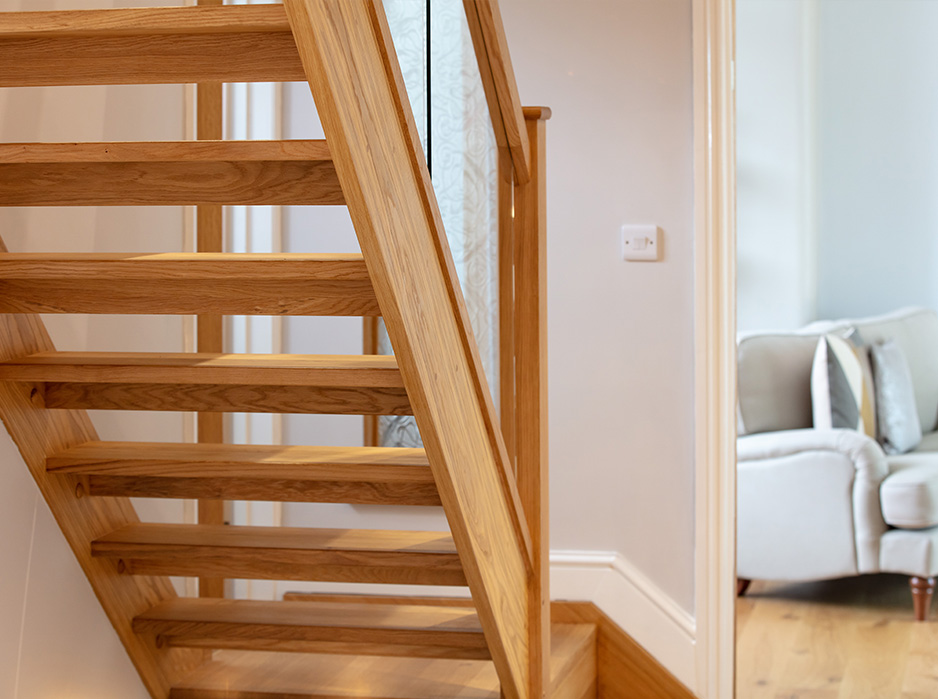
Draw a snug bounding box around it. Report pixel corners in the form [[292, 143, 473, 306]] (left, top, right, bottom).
[[0, 2, 575, 698]]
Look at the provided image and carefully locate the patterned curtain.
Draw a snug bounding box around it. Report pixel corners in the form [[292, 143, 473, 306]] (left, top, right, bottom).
[[380, 0, 500, 448]]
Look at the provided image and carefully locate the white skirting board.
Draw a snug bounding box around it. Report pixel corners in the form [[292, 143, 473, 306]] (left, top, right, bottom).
[[550, 550, 697, 693]]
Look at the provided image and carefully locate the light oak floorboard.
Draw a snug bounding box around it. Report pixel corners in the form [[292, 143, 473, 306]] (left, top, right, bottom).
[[737, 575, 938, 699]]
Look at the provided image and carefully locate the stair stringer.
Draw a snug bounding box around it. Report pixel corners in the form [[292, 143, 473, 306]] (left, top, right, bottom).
[[0, 242, 206, 699], [282, 2, 535, 699]]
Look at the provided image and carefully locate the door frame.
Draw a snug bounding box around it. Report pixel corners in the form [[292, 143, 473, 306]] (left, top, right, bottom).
[[692, 0, 737, 696]]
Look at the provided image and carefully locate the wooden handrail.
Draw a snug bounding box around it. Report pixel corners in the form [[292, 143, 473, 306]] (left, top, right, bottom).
[[463, 0, 531, 184], [283, 2, 535, 698]]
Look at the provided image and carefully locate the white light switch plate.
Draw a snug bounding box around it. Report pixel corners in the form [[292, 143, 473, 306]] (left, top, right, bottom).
[[621, 225, 659, 261]]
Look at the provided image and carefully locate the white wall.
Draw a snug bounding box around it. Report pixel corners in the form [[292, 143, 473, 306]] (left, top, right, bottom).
[[0, 1, 190, 695], [815, 0, 938, 321], [738, 0, 938, 330], [500, 0, 696, 613], [736, 0, 818, 333]]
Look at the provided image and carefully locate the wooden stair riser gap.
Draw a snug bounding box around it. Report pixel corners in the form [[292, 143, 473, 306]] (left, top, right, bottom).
[[39, 383, 412, 416], [158, 637, 491, 659], [0, 239, 205, 695], [281, 2, 533, 696], [84, 476, 442, 506]]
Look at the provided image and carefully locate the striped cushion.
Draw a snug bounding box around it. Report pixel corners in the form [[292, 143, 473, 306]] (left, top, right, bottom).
[[811, 332, 877, 438]]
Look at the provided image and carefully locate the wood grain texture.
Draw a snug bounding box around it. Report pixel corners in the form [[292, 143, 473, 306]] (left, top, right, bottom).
[[281, 3, 532, 697], [40, 383, 411, 416], [737, 576, 938, 699], [0, 140, 342, 206], [93, 523, 465, 586], [362, 316, 382, 447], [196, 0, 226, 604], [134, 598, 489, 659], [497, 148, 516, 470], [0, 5, 303, 87], [552, 602, 693, 699], [169, 623, 595, 699], [0, 253, 379, 316], [48, 441, 439, 505], [282, 591, 475, 607], [0, 352, 404, 386], [0, 242, 204, 698], [462, 0, 530, 183], [514, 114, 550, 699]]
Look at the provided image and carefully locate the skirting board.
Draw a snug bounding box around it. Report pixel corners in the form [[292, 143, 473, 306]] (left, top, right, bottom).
[[551, 550, 697, 693]]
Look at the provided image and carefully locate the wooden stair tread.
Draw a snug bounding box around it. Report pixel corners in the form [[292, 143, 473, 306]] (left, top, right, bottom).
[[95, 524, 457, 553], [134, 598, 488, 659], [49, 442, 440, 507], [0, 5, 304, 87], [0, 140, 342, 207], [0, 352, 402, 387], [0, 253, 370, 279], [0, 253, 378, 317], [0, 139, 330, 164], [48, 441, 430, 476], [0, 4, 291, 38], [92, 524, 464, 586], [169, 623, 596, 699]]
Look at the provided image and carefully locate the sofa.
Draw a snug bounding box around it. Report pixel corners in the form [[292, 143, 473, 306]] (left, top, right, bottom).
[[737, 307, 938, 620]]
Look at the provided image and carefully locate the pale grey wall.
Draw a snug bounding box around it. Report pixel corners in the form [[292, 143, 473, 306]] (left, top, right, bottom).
[[737, 0, 818, 333], [816, 0, 938, 321], [738, 0, 938, 331]]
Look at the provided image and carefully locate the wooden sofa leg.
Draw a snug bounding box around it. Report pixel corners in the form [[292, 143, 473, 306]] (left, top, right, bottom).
[[737, 578, 752, 597], [910, 576, 935, 621]]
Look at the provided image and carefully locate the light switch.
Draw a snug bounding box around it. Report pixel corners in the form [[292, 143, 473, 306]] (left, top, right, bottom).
[[621, 225, 659, 262]]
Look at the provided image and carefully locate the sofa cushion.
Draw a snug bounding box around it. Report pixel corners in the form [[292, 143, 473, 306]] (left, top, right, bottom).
[[815, 308, 938, 434], [871, 339, 923, 454], [811, 333, 876, 438], [882, 451, 938, 529], [739, 308, 938, 436]]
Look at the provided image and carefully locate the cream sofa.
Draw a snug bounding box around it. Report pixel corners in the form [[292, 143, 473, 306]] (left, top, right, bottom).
[[737, 307, 938, 620]]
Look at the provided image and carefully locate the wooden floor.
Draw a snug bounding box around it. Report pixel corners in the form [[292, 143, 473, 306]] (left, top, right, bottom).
[[737, 575, 938, 699]]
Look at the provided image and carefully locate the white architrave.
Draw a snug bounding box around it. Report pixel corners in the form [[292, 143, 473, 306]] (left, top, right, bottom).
[[693, 0, 737, 697]]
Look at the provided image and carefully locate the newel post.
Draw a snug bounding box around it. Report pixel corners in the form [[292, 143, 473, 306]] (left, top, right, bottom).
[[514, 107, 550, 699]]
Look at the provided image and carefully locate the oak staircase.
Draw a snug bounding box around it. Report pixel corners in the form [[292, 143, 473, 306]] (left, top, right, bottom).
[[0, 2, 587, 698]]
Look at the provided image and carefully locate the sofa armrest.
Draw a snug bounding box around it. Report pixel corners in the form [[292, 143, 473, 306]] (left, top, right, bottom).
[[738, 428, 889, 482], [737, 428, 889, 579]]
